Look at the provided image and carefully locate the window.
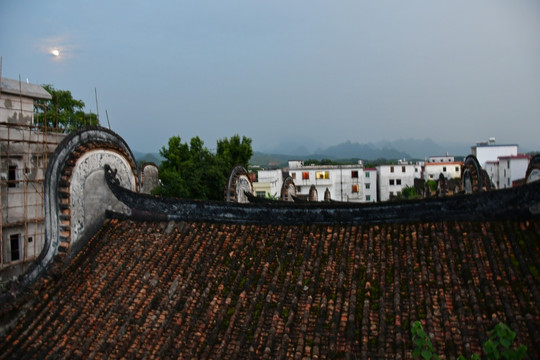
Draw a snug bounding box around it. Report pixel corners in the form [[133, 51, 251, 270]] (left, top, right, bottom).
[[365, 172, 370, 178], [365, 183, 370, 189], [256, 191, 266, 198], [366, 195, 371, 201], [455, 166, 459, 172], [316, 171, 329, 179], [396, 179, 402, 185], [507, 161, 510, 169], [443, 167, 447, 172], [389, 179, 395, 185], [10, 234, 20, 261], [302, 172, 309, 180], [402, 166, 406, 173], [351, 170, 358, 178], [352, 184, 359, 193], [28, 236, 33, 243], [8, 165, 17, 188], [390, 166, 394, 173]]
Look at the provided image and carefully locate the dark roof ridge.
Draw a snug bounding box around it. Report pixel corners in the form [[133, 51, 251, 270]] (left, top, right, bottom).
[[104, 166, 540, 225]]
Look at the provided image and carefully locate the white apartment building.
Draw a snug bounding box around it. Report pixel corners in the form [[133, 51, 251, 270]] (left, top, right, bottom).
[[377, 163, 417, 201], [363, 168, 377, 203], [497, 155, 530, 189], [428, 154, 454, 163], [424, 162, 462, 181], [484, 161, 499, 188], [252, 169, 283, 199], [471, 138, 518, 169], [287, 160, 377, 202]]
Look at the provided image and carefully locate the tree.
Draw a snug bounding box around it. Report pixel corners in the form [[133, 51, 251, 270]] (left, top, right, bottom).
[[34, 84, 99, 132], [154, 134, 253, 201], [216, 135, 253, 170]]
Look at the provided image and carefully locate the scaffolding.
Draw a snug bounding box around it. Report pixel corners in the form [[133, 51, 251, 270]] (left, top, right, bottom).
[[0, 75, 67, 279]]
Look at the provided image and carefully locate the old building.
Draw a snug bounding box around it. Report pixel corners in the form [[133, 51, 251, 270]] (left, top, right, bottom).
[[1, 94, 539, 358], [1, 151, 539, 359], [0, 78, 67, 279]]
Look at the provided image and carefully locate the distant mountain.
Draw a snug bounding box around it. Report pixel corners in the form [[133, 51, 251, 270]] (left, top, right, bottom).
[[136, 138, 471, 169], [258, 136, 326, 156], [375, 138, 469, 159], [132, 151, 163, 165], [250, 141, 411, 168], [322, 141, 410, 160]]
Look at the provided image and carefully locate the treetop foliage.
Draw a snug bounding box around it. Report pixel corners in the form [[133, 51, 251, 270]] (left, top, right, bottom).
[[154, 134, 253, 201], [34, 84, 99, 132]]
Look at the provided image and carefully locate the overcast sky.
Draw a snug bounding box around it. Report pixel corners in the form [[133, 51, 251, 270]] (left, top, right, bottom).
[[2, 0, 539, 153]]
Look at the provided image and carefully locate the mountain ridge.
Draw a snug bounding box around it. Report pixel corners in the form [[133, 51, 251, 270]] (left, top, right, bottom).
[[134, 138, 471, 167]]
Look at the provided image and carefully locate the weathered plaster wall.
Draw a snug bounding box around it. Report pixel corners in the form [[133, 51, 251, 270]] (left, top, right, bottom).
[[141, 163, 159, 194], [24, 127, 138, 284], [70, 150, 135, 248]]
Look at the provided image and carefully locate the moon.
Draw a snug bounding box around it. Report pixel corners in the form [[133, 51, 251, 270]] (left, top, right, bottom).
[[51, 49, 60, 57]]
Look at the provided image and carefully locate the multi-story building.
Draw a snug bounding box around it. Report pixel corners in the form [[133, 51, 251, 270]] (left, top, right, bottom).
[[424, 161, 462, 181], [377, 162, 417, 201], [252, 169, 283, 199], [363, 168, 377, 203], [497, 154, 530, 189], [428, 154, 454, 163], [471, 138, 518, 169], [1, 78, 67, 279], [286, 160, 377, 202], [470, 139, 528, 189]]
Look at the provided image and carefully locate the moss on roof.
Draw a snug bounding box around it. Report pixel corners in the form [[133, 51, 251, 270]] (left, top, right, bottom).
[[2, 217, 539, 359]]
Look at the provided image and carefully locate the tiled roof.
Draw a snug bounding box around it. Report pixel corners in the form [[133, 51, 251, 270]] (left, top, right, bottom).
[[2, 216, 539, 359]]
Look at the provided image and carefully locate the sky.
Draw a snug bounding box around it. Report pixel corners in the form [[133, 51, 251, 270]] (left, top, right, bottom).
[[1, 0, 540, 153]]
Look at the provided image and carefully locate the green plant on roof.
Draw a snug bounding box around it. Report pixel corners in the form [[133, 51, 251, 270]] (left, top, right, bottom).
[[478, 322, 527, 360], [411, 321, 526, 360], [411, 321, 440, 360]]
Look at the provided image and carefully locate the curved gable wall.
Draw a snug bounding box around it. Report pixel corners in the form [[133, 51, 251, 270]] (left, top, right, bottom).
[[26, 127, 138, 283]]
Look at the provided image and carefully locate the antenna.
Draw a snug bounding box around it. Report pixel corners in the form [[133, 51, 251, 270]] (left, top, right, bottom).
[[94, 88, 100, 123], [105, 110, 111, 130], [0, 57, 3, 97]]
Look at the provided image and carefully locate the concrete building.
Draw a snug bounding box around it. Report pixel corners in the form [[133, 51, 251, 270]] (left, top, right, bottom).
[[428, 154, 454, 163], [252, 169, 283, 199], [363, 168, 377, 203], [377, 163, 417, 201], [287, 160, 377, 202], [497, 154, 530, 189], [469, 139, 529, 189], [471, 138, 518, 169], [424, 161, 462, 181], [1, 78, 68, 278]]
